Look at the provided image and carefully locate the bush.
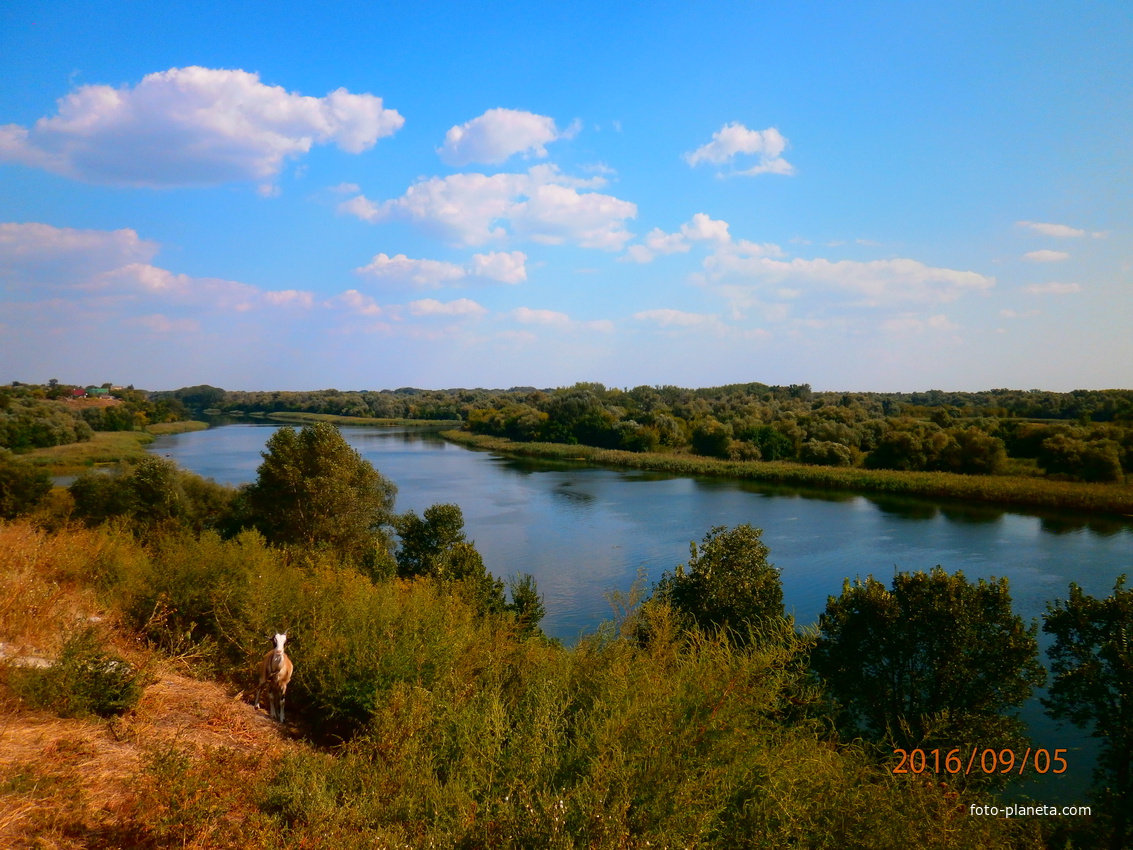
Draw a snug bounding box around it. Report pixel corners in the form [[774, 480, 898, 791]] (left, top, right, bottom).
[[800, 439, 854, 467], [652, 524, 785, 644], [0, 450, 53, 518], [10, 626, 147, 718]]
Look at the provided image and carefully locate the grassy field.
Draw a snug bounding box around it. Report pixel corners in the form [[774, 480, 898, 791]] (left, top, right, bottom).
[[19, 421, 209, 476], [266, 411, 460, 427], [442, 431, 1133, 517]]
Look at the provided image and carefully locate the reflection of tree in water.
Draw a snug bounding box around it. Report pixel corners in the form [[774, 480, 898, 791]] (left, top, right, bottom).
[[865, 495, 939, 520], [1039, 515, 1131, 537], [939, 503, 1005, 524], [552, 482, 596, 505]]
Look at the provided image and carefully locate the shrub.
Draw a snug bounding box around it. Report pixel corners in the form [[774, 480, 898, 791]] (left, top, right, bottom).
[[10, 626, 147, 718]]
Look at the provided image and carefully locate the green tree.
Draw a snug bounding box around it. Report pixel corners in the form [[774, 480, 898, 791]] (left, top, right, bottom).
[[0, 450, 53, 519], [241, 423, 397, 566], [1043, 577, 1133, 850], [70, 456, 234, 533], [395, 503, 469, 579], [812, 567, 1045, 758], [653, 524, 785, 644]]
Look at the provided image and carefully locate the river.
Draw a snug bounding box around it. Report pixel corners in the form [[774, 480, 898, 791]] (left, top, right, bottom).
[[149, 422, 1132, 802]]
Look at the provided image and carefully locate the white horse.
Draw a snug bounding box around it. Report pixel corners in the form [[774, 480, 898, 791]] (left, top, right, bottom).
[[254, 632, 294, 723]]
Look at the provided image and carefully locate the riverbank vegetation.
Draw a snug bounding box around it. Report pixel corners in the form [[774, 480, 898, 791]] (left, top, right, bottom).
[[443, 431, 1133, 517], [3, 422, 1131, 846]]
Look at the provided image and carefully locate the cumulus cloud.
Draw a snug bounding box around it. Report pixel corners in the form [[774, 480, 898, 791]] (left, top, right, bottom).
[[438, 108, 574, 166], [339, 166, 636, 250], [467, 250, 527, 284], [0, 222, 158, 285], [507, 306, 611, 332], [355, 250, 527, 287], [1017, 221, 1106, 239], [684, 122, 794, 176], [407, 297, 487, 318], [355, 253, 467, 288], [1023, 249, 1070, 262], [633, 308, 722, 329], [703, 251, 994, 305], [1023, 282, 1081, 295], [0, 221, 313, 313], [0, 67, 403, 188], [324, 289, 383, 316], [623, 213, 733, 263], [511, 306, 571, 326]]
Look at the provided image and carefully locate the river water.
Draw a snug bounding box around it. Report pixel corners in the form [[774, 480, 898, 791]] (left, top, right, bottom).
[[149, 423, 1132, 802]]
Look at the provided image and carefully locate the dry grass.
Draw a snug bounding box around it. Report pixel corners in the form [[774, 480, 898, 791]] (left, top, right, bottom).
[[0, 523, 106, 659], [0, 520, 294, 848], [0, 668, 295, 849]]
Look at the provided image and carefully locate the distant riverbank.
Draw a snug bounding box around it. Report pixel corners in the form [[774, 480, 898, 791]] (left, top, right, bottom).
[[442, 430, 1133, 517]]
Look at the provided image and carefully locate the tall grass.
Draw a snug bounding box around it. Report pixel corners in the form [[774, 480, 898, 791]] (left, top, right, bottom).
[[443, 431, 1133, 516]]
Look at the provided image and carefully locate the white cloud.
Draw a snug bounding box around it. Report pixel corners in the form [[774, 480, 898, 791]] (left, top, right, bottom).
[[355, 250, 528, 287], [467, 251, 527, 284], [633, 308, 722, 329], [704, 252, 994, 305], [1017, 221, 1086, 238], [511, 306, 571, 326], [684, 122, 794, 176], [340, 166, 636, 250], [324, 289, 382, 316], [0, 221, 312, 313], [622, 213, 733, 263], [356, 253, 467, 288], [0, 222, 158, 285], [1023, 250, 1070, 262], [407, 298, 487, 318], [438, 108, 570, 166], [0, 67, 403, 188], [1023, 281, 1081, 295], [506, 306, 612, 332]]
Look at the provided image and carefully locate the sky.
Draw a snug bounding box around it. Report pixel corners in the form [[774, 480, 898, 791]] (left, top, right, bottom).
[[1, 1, 1130, 393]]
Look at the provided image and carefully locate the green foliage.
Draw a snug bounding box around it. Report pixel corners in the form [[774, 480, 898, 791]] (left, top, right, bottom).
[[394, 502, 468, 578], [690, 416, 733, 458], [653, 524, 785, 644], [812, 567, 1045, 761], [0, 449, 53, 518], [0, 396, 93, 450], [1039, 433, 1124, 482], [508, 572, 547, 637], [1043, 576, 1133, 850], [800, 439, 853, 467], [240, 423, 398, 566], [10, 626, 147, 718], [69, 456, 235, 533]]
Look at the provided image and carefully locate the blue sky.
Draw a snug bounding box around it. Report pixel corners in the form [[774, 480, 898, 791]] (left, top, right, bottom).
[[1, 1, 1129, 392]]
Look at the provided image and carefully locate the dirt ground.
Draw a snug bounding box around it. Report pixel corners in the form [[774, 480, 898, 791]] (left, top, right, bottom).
[[0, 664, 296, 848]]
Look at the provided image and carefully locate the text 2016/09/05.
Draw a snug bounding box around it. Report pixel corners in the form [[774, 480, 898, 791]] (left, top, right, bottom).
[[892, 748, 1068, 777]]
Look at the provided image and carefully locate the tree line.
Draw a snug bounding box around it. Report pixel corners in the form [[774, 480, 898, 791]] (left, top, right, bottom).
[[157, 381, 1133, 483]]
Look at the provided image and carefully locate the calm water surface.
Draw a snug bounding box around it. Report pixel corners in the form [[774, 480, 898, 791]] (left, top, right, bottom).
[[150, 423, 1132, 802]]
